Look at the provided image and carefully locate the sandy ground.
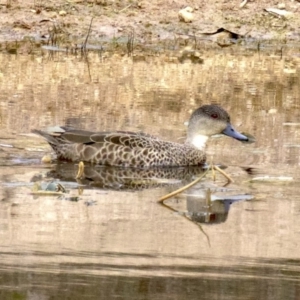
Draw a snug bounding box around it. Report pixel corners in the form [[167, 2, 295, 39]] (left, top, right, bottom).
[[0, 0, 299, 53]]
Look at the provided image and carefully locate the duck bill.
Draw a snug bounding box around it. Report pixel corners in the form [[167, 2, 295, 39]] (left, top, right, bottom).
[[222, 124, 249, 142]]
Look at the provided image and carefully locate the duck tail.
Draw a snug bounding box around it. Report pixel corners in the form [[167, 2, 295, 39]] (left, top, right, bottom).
[[32, 128, 62, 146]]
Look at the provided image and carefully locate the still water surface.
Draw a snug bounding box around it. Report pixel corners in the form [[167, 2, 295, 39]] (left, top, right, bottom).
[[0, 49, 300, 299]]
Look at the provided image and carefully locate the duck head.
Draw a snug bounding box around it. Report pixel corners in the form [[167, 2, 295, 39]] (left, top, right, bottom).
[[186, 104, 249, 149]]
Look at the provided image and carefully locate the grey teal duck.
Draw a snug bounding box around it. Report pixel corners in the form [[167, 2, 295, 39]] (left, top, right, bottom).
[[32, 104, 250, 167]]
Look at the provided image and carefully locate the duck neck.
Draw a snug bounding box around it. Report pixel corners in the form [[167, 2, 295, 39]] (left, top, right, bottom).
[[185, 134, 209, 150]]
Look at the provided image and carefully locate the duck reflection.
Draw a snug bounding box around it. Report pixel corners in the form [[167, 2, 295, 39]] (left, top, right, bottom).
[[185, 190, 252, 224], [46, 162, 206, 190], [42, 162, 252, 226]]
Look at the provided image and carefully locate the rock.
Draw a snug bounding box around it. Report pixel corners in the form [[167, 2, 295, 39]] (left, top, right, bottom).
[[59, 10, 67, 16], [178, 7, 194, 23], [178, 47, 203, 63], [277, 3, 285, 9], [265, 7, 293, 18], [41, 155, 52, 164]]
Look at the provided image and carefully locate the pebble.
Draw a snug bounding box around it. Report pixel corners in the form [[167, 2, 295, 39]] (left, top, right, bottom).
[[41, 155, 52, 164], [59, 10, 67, 16], [178, 7, 194, 23]]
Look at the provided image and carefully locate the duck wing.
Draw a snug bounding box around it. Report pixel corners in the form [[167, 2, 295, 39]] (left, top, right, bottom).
[[32, 126, 186, 166], [33, 126, 161, 148]]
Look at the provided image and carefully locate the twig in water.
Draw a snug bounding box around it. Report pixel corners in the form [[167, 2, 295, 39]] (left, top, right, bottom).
[[76, 161, 85, 179], [213, 165, 233, 185], [83, 17, 94, 51], [127, 30, 134, 56], [158, 169, 209, 203]]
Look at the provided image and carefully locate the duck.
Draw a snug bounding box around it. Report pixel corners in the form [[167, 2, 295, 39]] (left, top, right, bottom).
[[32, 104, 250, 168]]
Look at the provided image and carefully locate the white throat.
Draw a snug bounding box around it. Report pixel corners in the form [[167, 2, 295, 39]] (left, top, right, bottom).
[[190, 135, 209, 150]]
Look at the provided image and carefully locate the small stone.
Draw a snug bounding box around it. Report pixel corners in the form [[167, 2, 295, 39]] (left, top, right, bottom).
[[278, 3, 285, 9], [41, 155, 52, 164], [46, 11, 57, 18], [268, 108, 277, 114], [178, 7, 194, 23], [59, 10, 67, 16]]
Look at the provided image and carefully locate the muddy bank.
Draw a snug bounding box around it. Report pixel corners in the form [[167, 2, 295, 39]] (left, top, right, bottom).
[[0, 0, 300, 55]]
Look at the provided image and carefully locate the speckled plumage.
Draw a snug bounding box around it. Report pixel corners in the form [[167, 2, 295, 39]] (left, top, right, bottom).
[[32, 105, 249, 168]]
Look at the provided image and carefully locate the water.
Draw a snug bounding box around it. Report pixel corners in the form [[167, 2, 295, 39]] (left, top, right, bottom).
[[0, 48, 300, 300]]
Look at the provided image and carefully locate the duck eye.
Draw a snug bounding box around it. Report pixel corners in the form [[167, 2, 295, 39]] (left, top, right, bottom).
[[210, 113, 219, 119]]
